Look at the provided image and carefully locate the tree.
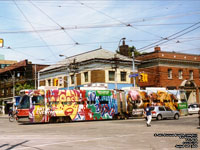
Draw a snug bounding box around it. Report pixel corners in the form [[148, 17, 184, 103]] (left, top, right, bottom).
[[116, 45, 145, 58], [15, 83, 34, 95], [129, 46, 146, 57]]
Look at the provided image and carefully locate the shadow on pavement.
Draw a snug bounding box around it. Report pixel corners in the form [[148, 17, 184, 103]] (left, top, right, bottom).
[[0, 140, 29, 150]]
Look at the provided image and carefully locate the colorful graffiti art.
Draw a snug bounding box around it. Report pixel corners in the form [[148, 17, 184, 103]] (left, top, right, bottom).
[[76, 90, 118, 121]]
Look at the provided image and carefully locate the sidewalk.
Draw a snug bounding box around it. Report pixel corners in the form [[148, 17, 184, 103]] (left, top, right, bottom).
[[0, 114, 8, 119]]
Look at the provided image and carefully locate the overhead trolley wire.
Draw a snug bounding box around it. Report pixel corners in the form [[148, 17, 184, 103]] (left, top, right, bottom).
[[13, 0, 57, 60], [76, 0, 165, 39], [29, 0, 78, 44], [137, 21, 200, 52]]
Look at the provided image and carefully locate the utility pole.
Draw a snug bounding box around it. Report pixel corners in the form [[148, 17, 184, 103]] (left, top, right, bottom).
[[59, 54, 74, 90], [38, 71, 40, 89], [112, 54, 119, 89], [132, 51, 136, 87], [12, 71, 15, 109], [35, 64, 37, 89], [69, 58, 79, 89]]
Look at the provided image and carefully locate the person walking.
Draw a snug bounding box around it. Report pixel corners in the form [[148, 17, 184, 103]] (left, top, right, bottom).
[[145, 104, 152, 127]]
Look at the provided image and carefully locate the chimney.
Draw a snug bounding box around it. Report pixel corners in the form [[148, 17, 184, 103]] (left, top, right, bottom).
[[154, 46, 161, 52], [119, 40, 129, 57]]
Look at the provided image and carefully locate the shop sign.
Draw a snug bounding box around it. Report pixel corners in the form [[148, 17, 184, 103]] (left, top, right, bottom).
[[96, 90, 111, 96], [178, 102, 188, 109]]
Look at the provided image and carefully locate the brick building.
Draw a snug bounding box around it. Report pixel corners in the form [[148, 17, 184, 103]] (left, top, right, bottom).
[[0, 60, 48, 114], [136, 47, 200, 104]]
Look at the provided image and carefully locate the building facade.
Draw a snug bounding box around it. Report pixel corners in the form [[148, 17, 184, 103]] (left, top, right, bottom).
[[0, 59, 48, 114], [39, 48, 140, 90], [136, 47, 200, 104], [0, 60, 17, 69]]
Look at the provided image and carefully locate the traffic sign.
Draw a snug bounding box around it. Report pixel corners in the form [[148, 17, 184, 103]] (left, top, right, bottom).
[[129, 74, 139, 78]]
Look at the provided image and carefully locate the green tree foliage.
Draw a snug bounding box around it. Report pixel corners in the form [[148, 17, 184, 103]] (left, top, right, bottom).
[[15, 83, 34, 95], [116, 45, 145, 57]]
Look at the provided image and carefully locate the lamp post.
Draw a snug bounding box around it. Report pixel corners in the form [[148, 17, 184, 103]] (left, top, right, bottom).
[[117, 37, 126, 52]]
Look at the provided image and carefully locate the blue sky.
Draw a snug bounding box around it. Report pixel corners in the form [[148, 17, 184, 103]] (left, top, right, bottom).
[[0, 0, 200, 64]]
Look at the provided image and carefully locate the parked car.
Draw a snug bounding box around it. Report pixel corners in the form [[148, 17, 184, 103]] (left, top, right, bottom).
[[148, 106, 180, 120], [188, 104, 200, 115]]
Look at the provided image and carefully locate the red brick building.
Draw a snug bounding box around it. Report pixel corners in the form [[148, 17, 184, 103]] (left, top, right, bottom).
[[136, 47, 200, 104]]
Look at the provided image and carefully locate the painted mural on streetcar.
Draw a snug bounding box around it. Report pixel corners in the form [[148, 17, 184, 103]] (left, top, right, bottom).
[[16, 88, 187, 123]]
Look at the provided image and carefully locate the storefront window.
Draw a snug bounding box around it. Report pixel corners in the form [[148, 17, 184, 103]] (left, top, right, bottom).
[[109, 71, 115, 81], [120, 72, 126, 81]]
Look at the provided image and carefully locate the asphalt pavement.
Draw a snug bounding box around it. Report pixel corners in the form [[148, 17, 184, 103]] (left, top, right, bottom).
[[0, 114, 199, 150]]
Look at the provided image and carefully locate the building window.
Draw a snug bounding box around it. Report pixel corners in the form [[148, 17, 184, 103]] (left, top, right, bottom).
[[58, 77, 62, 86], [84, 72, 88, 82], [71, 75, 74, 84], [178, 70, 183, 79], [120, 72, 126, 81], [48, 79, 51, 86], [189, 70, 193, 80], [168, 69, 172, 79], [109, 71, 115, 81]]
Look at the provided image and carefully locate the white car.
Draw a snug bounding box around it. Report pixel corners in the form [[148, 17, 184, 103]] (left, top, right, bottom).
[[188, 104, 200, 115]]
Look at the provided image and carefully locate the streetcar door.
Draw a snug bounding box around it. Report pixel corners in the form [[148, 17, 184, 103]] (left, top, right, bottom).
[[29, 95, 45, 123]]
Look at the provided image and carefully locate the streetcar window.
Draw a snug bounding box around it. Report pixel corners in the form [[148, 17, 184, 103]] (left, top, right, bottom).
[[19, 95, 30, 109], [135, 100, 141, 103], [143, 100, 150, 103], [32, 96, 44, 105], [153, 100, 160, 103], [87, 101, 95, 104], [173, 99, 178, 103], [62, 102, 72, 105], [181, 99, 187, 103], [50, 101, 59, 105], [99, 101, 108, 104]]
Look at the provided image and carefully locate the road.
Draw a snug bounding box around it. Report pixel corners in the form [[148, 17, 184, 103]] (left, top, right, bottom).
[[0, 115, 199, 150]]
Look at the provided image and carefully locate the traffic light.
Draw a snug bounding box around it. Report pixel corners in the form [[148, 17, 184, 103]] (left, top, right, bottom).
[[144, 73, 148, 82], [53, 78, 58, 86], [0, 39, 3, 47], [139, 73, 148, 82]]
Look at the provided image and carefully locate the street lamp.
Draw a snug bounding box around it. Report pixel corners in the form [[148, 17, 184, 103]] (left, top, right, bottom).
[[117, 37, 126, 53], [114, 37, 126, 90], [117, 37, 136, 87]]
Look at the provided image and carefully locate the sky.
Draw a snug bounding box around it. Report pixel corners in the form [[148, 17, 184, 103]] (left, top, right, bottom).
[[0, 0, 200, 65]]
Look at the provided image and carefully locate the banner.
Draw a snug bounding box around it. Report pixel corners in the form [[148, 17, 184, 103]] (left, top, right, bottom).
[[96, 90, 112, 96]]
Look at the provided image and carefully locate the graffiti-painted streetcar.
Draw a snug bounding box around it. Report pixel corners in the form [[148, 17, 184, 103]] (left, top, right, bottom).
[[17, 89, 121, 123], [17, 88, 185, 123]]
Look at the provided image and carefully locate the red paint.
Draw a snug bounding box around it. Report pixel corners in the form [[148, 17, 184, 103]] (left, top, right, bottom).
[[17, 109, 29, 117]]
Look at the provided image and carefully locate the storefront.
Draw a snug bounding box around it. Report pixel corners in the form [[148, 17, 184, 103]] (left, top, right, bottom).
[[180, 80, 199, 104], [0, 97, 13, 114]]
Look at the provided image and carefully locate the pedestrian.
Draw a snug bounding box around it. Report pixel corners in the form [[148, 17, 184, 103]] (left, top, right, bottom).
[[145, 104, 152, 127]]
